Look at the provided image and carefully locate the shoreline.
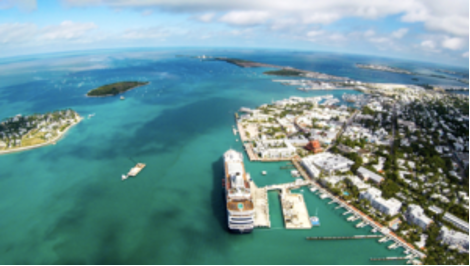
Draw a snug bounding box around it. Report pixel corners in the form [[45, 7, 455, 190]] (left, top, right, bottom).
[[0, 116, 83, 155], [85, 82, 150, 98]]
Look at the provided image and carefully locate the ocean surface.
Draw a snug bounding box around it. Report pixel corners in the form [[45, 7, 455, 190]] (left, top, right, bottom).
[[0, 48, 468, 264]]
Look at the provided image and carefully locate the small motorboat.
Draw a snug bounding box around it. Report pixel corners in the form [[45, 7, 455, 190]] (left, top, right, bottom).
[[122, 174, 128, 180], [262, 171, 267, 175], [120, 96, 125, 100]]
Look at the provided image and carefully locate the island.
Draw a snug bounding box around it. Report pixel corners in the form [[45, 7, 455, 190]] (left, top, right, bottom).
[[86, 81, 149, 97], [356, 64, 414, 75], [214, 57, 347, 81], [0, 109, 82, 154], [215, 57, 281, 68]]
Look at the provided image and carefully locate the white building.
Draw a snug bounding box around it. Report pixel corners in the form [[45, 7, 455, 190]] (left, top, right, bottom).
[[359, 187, 402, 216], [253, 139, 296, 159], [302, 152, 354, 175], [405, 204, 433, 230], [443, 213, 469, 233], [357, 167, 384, 184], [439, 227, 469, 253]]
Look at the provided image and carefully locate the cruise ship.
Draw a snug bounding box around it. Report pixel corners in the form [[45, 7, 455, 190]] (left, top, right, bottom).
[[223, 149, 255, 233]]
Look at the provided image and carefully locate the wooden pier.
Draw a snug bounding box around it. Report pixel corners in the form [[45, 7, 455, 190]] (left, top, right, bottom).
[[370, 256, 409, 261], [306, 235, 382, 241]]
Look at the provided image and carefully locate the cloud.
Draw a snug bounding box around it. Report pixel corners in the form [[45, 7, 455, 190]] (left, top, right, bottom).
[[122, 27, 171, 39], [391, 28, 408, 39], [421, 40, 435, 49], [306, 30, 324, 38], [195, 13, 215, 23], [0, 21, 98, 47], [219, 11, 270, 26], [463, 51, 469, 58], [40, 21, 98, 40], [0, 23, 37, 44], [61, 0, 468, 37], [0, 0, 36, 11], [441, 37, 465, 50]]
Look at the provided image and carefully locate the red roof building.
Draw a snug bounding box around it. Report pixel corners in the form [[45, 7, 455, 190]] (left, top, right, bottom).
[[306, 140, 322, 154]]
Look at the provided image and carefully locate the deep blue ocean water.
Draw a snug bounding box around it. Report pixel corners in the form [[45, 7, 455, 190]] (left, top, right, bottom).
[[0, 48, 467, 264]]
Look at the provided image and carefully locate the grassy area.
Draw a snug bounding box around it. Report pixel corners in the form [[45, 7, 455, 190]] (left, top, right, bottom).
[[87, 81, 149, 97], [263, 69, 303, 76], [21, 130, 49, 147]]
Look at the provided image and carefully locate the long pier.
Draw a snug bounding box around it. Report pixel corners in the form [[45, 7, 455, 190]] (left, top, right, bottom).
[[306, 235, 382, 241], [370, 256, 410, 261]]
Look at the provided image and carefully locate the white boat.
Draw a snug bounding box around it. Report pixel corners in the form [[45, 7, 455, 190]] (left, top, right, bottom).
[[224, 149, 254, 234], [262, 171, 267, 175], [309, 186, 317, 193], [121, 174, 128, 180], [120, 96, 125, 100], [88, 113, 95, 118]]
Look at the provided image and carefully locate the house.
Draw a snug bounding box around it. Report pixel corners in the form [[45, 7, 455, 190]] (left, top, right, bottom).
[[357, 167, 384, 184], [439, 227, 469, 253], [305, 140, 322, 154], [405, 204, 433, 230]]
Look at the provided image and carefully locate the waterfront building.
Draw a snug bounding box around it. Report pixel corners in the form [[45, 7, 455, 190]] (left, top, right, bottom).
[[359, 187, 402, 216], [253, 139, 296, 159], [302, 152, 354, 175], [356, 167, 384, 184], [223, 150, 254, 233], [405, 204, 433, 230]]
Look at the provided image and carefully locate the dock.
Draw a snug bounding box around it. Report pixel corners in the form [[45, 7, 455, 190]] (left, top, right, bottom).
[[306, 235, 382, 240], [264, 180, 311, 229], [370, 256, 412, 261], [251, 181, 271, 228]]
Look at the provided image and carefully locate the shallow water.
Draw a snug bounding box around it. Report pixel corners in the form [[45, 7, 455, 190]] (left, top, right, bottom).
[[0, 49, 467, 264]]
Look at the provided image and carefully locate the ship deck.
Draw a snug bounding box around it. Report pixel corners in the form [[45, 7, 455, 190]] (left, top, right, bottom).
[[227, 200, 254, 212]]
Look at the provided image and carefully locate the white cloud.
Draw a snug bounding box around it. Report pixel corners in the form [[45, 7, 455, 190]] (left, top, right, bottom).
[[0, 0, 36, 11], [463, 51, 469, 58], [40, 21, 97, 40], [62, 0, 469, 37], [391, 28, 408, 39], [441, 37, 464, 50], [0, 23, 37, 44], [369, 37, 389, 43], [196, 13, 215, 23], [306, 30, 324, 38], [122, 27, 170, 39], [219, 11, 270, 26], [421, 40, 435, 49], [364, 30, 375, 37]]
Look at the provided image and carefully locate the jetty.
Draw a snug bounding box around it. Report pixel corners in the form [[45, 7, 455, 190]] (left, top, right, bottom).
[[251, 180, 271, 228], [122, 163, 146, 180], [370, 256, 413, 261], [306, 235, 382, 240], [264, 180, 311, 229]]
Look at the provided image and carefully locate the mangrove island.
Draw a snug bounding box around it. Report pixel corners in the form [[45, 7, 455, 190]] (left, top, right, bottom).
[[87, 81, 149, 97]]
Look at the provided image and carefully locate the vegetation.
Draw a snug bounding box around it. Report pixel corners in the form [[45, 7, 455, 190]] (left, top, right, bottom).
[[87, 81, 149, 97], [263, 69, 304, 76]]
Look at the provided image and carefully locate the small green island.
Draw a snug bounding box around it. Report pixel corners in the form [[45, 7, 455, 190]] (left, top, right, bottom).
[[263, 69, 304, 76], [86, 81, 149, 97], [0, 110, 82, 154]]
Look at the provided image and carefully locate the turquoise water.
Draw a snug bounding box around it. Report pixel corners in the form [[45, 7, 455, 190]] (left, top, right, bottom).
[[0, 49, 466, 264]]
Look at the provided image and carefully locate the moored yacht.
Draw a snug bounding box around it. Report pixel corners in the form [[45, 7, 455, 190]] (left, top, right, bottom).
[[224, 149, 255, 233]]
